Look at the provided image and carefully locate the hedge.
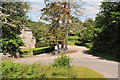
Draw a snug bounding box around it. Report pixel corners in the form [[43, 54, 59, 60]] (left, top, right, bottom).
[[35, 42, 50, 48], [21, 46, 54, 55], [33, 46, 54, 55]]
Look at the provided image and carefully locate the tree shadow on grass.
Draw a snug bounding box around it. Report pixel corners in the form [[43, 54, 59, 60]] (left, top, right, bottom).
[[83, 50, 120, 62]]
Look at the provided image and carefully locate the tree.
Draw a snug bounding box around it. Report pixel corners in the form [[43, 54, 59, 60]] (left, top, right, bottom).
[[90, 1, 120, 59], [1, 2, 30, 57], [70, 17, 83, 35], [41, 0, 83, 51], [80, 18, 100, 43], [25, 19, 50, 42]]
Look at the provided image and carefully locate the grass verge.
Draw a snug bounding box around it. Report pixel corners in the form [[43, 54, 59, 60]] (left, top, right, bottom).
[[1, 61, 106, 79], [91, 53, 120, 62]]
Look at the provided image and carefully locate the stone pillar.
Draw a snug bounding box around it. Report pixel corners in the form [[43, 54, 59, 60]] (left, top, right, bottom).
[[31, 50, 33, 56]]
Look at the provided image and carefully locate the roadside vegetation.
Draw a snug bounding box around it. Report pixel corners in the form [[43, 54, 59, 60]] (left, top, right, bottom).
[[68, 2, 120, 62], [1, 0, 119, 79], [1, 55, 105, 79]]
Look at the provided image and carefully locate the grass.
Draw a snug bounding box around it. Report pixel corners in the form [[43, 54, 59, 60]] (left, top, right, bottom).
[[73, 66, 105, 78], [1, 61, 106, 79], [92, 53, 120, 62], [68, 41, 75, 45]]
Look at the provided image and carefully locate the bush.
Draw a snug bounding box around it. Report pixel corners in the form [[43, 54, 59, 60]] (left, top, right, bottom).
[[68, 36, 79, 41], [35, 42, 50, 48], [1, 61, 48, 78], [85, 43, 93, 49], [1, 61, 105, 78], [75, 41, 85, 46], [53, 54, 72, 67]]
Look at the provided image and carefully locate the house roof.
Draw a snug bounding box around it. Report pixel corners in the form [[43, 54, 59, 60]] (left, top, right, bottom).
[[23, 27, 31, 31], [32, 36, 35, 39]]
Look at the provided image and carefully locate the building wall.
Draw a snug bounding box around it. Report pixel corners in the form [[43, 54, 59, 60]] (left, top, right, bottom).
[[20, 27, 36, 49]]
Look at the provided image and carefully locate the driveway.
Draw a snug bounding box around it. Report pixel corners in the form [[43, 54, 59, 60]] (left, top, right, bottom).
[[14, 46, 119, 78]]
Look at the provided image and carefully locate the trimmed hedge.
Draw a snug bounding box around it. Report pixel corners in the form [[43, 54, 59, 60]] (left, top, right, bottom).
[[33, 46, 54, 55], [21, 46, 54, 55], [35, 42, 50, 48]]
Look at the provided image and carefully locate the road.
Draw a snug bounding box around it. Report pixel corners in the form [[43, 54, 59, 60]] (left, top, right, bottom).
[[14, 46, 119, 78]]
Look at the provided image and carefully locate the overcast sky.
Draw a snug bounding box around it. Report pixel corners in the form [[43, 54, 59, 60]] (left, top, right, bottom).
[[27, 0, 102, 22]]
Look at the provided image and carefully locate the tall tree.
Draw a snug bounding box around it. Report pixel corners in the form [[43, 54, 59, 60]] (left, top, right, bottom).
[[90, 1, 120, 59], [1, 2, 30, 57], [41, 0, 83, 51]]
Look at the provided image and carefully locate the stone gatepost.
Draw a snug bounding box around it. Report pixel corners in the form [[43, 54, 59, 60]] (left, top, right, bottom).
[[31, 50, 33, 56]]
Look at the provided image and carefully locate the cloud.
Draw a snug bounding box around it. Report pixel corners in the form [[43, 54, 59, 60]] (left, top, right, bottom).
[[27, 0, 102, 22], [28, 2, 45, 21], [81, 2, 101, 18], [29, 2, 45, 13], [82, 0, 103, 2]]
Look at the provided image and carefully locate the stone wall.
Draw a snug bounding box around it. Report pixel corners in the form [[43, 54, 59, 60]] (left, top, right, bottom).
[[20, 27, 36, 49]]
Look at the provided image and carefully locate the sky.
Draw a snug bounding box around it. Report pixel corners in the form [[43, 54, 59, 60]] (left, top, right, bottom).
[[27, 0, 102, 23]]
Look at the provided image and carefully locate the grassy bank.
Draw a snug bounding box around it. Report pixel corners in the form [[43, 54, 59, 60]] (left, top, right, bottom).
[[1, 61, 105, 79], [91, 53, 120, 62]]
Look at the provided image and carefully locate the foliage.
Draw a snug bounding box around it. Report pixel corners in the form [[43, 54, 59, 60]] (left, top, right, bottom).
[[2, 38, 24, 54], [1, 2, 29, 27], [1, 2, 30, 57], [41, 2, 66, 46], [70, 17, 83, 35], [41, 1, 83, 50], [89, 1, 120, 60], [25, 20, 50, 42], [53, 54, 72, 67], [80, 18, 101, 43], [85, 43, 93, 49], [75, 41, 85, 46], [75, 18, 101, 49], [68, 36, 79, 41], [33, 47, 54, 55], [21, 47, 54, 55], [1, 61, 105, 79], [35, 42, 50, 48]]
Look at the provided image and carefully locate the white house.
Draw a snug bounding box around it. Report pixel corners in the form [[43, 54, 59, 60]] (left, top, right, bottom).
[[20, 27, 36, 49]]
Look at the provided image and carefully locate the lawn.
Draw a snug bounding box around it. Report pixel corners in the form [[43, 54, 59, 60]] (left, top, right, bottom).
[[1, 61, 106, 79]]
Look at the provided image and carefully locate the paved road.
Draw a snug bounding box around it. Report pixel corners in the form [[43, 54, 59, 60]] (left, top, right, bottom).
[[14, 46, 119, 78]]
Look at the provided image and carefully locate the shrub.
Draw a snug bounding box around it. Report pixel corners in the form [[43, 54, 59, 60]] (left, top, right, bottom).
[[53, 54, 72, 67], [85, 43, 93, 49], [75, 41, 85, 46], [1, 61, 48, 78], [35, 42, 50, 48], [68, 36, 79, 41], [1, 61, 105, 78]]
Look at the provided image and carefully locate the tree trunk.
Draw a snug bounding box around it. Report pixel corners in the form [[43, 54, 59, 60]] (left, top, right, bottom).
[[10, 50, 17, 58], [65, 30, 68, 50]]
